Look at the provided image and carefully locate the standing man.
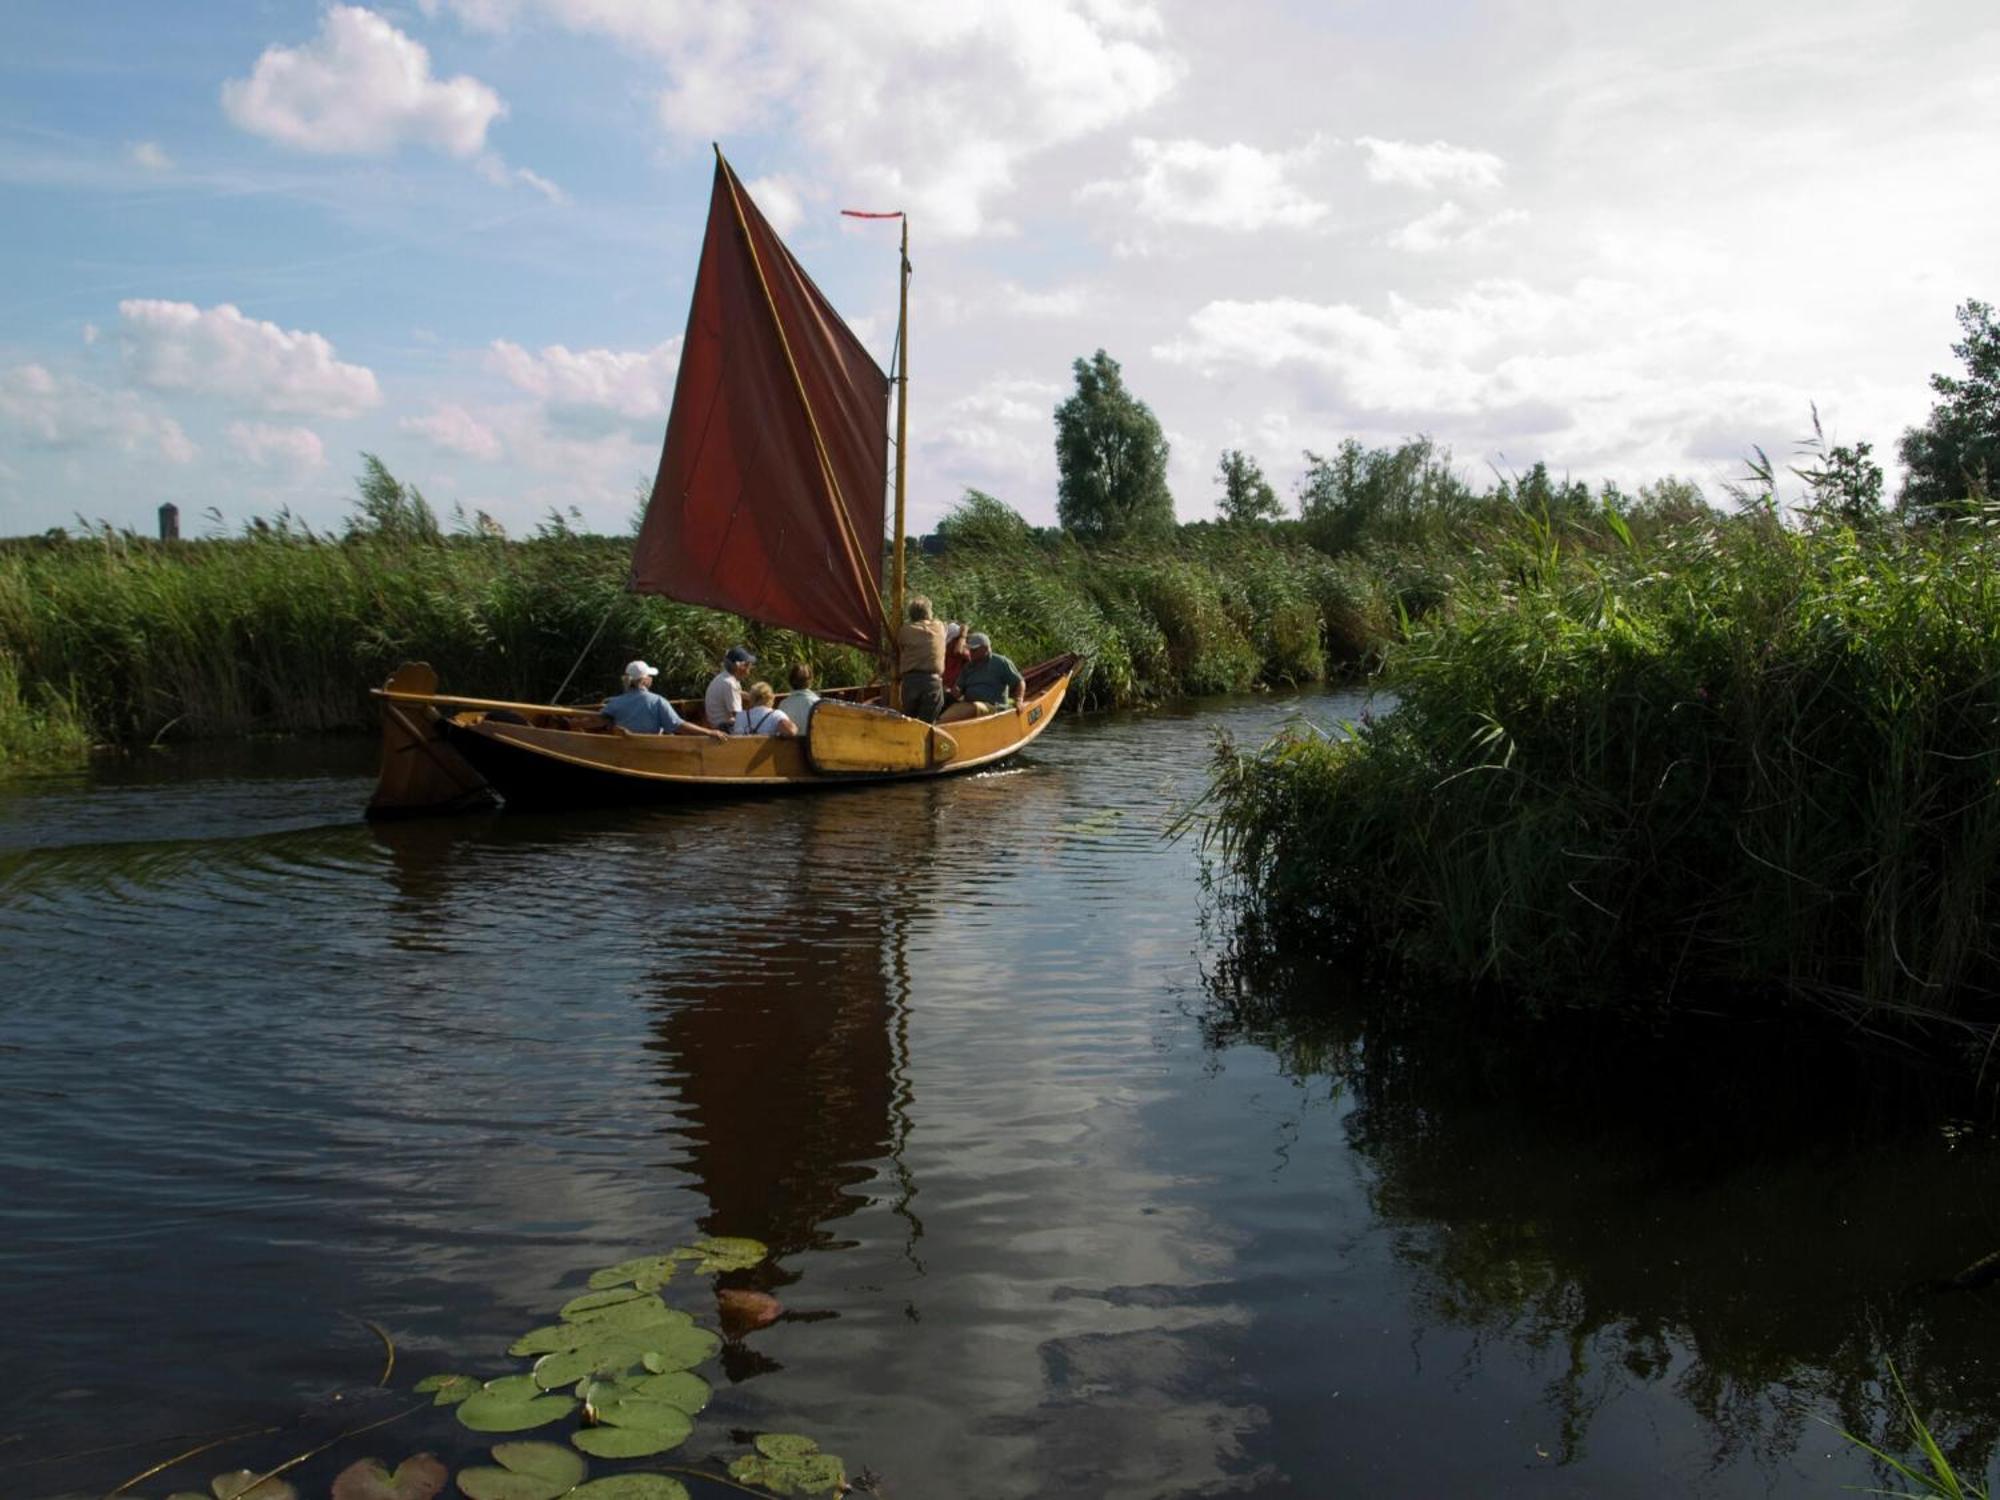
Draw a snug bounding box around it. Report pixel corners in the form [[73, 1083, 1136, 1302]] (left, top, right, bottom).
[[943, 632, 1026, 720], [705, 645, 755, 730], [896, 596, 947, 722], [603, 661, 726, 738]]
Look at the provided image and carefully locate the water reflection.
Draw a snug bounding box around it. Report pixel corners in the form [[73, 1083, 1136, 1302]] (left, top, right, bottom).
[[1203, 957, 2000, 1485]]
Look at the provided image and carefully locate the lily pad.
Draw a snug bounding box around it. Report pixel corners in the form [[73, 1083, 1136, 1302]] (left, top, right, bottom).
[[559, 1287, 652, 1322], [414, 1373, 481, 1407], [457, 1375, 578, 1433], [570, 1423, 687, 1460], [586, 1256, 679, 1293], [532, 1323, 719, 1389], [674, 1237, 767, 1274], [569, 1479, 690, 1500], [728, 1435, 846, 1497], [632, 1370, 710, 1413], [512, 1303, 680, 1357], [331, 1454, 448, 1500], [594, 1395, 694, 1441], [210, 1472, 299, 1500], [455, 1441, 586, 1500]]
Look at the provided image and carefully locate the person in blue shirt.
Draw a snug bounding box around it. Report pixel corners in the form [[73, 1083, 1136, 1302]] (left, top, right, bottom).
[[600, 660, 727, 738]]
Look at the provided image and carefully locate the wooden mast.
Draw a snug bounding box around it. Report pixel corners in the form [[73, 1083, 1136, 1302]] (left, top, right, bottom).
[[892, 214, 910, 632]]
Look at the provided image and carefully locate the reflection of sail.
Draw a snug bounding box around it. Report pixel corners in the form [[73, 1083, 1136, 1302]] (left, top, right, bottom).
[[642, 785, 958, 1282]]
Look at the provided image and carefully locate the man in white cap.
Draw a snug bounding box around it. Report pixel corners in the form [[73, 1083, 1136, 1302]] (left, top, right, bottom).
[[942, 632, 1026, 721], [704, 645, 756, 730], [602, 661, 726, 738]]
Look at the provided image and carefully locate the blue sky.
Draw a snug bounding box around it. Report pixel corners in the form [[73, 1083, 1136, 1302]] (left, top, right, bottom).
[[3, 1, 1996, 539]]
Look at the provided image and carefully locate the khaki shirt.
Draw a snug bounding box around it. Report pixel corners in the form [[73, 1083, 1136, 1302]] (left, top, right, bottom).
[[897, 619, 946, 677]]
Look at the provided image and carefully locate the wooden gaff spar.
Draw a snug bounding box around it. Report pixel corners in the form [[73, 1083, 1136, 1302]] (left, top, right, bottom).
[[367, 151, 1077, 815]]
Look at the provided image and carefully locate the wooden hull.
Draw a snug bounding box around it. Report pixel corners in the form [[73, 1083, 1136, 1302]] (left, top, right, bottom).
[[366, 655, 1078, 816]]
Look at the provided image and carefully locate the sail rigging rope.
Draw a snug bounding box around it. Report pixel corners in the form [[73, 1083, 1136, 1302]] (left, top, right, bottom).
[[550, 593, 620, 706]]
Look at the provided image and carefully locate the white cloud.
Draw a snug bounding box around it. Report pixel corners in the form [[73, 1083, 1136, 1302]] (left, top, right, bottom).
[[118, 300, 382, 419], [1357, 136, 1505, 193], [0, 364, 196, 463], [128, 141, 172, 171], [432, 0, 1181, 236], [227, 421, 327, 470], [222, 5, 504, 159], [952, 375, 1065, 425], [486, 337, 681, 420], [402, 402, 504, 461], [1081, 136, 1330, 231], [1388, 201, 1527, 253], [745, 174, 805, 235]]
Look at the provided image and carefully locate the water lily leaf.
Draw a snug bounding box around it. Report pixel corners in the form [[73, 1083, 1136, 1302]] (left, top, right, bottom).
[[454, 1441, 586, 1500], [513, 1302, 679, 1356], [594, 1396, 694, 1441], [533, 1322, 720, 1388], [569, 1479, 690, 1500], [586, 1256, 678, 1293], [726, 1449, 846, 1497], [570, 1423, 688, 1460], [330, 1454, 447, 1500], [754, 1435, 821, 1462], [729, 1436, 845, 1497], [559, 1287, 652, 1322], [632, 1370, 710, 1413], [414, 1373, 480, 1406], [457, 1376, 578, 1433], [717, 1289, 782, 1337], [675, 1237, 767, 1274], [210, 1471, 299, 1500]]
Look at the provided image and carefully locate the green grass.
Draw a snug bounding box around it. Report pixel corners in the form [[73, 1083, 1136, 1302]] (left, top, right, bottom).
[[1198, 504, 2000, 1046], [0, 520, 1388, 768]]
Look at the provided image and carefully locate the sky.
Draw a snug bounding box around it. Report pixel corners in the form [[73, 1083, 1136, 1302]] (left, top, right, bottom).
[[2, 0, 1995, 540]]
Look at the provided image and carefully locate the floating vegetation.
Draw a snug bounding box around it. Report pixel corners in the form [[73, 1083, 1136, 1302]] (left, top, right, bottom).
[[328, 1453, 446, 1500], [95, 1234, 850, 1500], [455, 1440, 584, 1500], [727, 1434, 847, 1497]]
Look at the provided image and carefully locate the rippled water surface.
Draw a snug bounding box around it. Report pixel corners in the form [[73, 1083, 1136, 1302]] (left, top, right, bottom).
[[3, 692, 1998, 1499]]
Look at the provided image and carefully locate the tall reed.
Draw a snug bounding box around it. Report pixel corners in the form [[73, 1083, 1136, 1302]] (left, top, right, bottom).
[[0, 519, 1387, 765], [1200, 506, 2000, 1041]]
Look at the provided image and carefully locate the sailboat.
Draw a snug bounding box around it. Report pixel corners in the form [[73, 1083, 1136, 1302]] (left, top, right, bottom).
[[366, 151, 1078, 815]]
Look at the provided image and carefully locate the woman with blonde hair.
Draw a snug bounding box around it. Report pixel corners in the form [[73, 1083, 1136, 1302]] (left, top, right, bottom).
[[730, 680, 798, 737]]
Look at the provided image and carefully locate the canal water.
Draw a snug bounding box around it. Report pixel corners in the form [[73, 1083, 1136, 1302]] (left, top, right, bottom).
[[2, 690, 1996, 1498]]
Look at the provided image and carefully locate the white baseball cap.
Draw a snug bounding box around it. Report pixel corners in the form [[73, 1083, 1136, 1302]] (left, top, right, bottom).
[[624, 660, 661, 681], [967, 632, 991, 650]]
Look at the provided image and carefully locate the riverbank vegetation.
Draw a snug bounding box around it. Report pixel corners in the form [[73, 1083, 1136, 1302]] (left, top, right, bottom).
[[0, 473, 1387, 765], [1198, 301, 2000, 1059]]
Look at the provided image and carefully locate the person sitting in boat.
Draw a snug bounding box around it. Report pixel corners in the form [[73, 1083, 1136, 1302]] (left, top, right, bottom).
[[731, 681, 798, 737], [777, 662, 820, 734], [896, 596, 947, 722], [943, 622, 971, 695], [940, 633, 1026, 722], [602, 660, 727, 738], [705, 645, 755, 730]]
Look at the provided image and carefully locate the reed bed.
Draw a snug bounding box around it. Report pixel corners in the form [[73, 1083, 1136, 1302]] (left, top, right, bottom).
[[0, 521, 1385, 765], [1201, 507, 2000, 1043]]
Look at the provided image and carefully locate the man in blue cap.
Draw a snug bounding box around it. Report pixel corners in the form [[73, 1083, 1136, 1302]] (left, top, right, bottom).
[[704, 645, 756, 730]]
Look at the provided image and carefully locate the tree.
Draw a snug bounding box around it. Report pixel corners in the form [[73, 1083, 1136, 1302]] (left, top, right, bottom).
[[1054, 350, 1174, 540], [1295, 436, 1473, 553], [1215, 449, 1283, 523], [1898, 298, 2000, 522]]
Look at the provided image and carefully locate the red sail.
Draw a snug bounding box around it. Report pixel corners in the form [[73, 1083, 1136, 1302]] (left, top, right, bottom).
[[632, 155, 891, 651]]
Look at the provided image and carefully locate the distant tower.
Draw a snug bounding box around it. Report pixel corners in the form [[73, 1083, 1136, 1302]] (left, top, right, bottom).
[[158, 502, 179, 542]]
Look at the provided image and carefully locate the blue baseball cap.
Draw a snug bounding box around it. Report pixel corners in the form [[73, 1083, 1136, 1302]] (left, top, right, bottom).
[[725, 645, 756, 666]]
